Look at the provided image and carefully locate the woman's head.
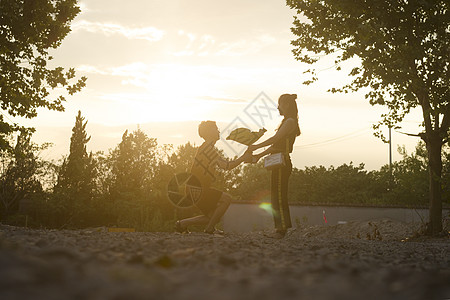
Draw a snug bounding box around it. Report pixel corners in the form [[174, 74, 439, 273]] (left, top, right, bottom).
[[278, 94, 298, 119], [278, 94, 301, 136]]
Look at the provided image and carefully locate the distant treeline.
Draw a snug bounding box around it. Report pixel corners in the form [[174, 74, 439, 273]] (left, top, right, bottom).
[[1, 112, 449, 230]]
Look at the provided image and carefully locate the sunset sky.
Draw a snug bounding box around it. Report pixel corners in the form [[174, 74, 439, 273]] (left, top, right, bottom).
[[23, 0, 424, 170]]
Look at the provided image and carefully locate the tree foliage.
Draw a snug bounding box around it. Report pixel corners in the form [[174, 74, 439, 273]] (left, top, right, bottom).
[[1, 125, 449, 230], [233, 161, 270, 201], [288, 0, 449, 234], [52, 111, 95, 227], [0, 0, 87, 149], [57, 111, 93, 190], [109, 128, 158, 200], [288, 0, 448, 131], [1, 113, 447, 230], [0, 131, 47, 220], [104, 128, 175, 230]]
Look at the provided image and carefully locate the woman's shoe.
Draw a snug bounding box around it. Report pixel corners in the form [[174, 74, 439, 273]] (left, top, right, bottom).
[[264, 229, 286, 239], [175, 221, 190, 233], [276, 229, 287, 236]]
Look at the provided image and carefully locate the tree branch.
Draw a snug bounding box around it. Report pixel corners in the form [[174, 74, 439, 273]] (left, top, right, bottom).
[[396, 130, 423, 138]]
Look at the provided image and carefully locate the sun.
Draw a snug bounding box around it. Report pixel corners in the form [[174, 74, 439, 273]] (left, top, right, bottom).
[[97, 63, 231, 125], [132, 64, 219, 123]]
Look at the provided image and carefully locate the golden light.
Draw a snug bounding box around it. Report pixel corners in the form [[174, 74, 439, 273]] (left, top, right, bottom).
[[121, 63, 221, 123]]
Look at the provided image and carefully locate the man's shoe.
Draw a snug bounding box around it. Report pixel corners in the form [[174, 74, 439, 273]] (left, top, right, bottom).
[[175, 221, 190, 233], [204, 228, 225, 235]]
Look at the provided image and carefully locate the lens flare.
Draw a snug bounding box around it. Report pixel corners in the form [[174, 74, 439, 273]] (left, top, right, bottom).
[[252, 190, 273, 215], [259, 202, 273, 214]]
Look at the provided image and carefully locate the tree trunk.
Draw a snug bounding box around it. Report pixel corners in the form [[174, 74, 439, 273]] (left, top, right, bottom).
[[425, 133, 443, 235]]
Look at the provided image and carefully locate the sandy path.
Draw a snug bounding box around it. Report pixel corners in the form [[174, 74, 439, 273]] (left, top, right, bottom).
[[0, 220, 449, 300]]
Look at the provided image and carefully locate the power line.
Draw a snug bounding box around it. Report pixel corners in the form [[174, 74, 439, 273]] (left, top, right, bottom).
[[0, 109, 16, 124], [295, 127, 371, 149]]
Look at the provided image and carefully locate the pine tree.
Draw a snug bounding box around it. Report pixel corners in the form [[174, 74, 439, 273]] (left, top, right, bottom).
[[54, 111, 95, 227]]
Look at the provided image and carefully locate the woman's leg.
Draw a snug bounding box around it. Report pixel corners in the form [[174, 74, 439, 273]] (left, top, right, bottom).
[[271, 165, 292, 231], [271, 168, 282, 230], [279, 165, 292, 230]]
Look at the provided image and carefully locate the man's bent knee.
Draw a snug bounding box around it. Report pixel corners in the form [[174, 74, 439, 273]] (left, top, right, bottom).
[[219, 193, 233, 205]]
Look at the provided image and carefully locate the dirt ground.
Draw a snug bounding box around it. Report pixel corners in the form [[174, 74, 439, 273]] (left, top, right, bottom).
[[0, 219, 449, 300]]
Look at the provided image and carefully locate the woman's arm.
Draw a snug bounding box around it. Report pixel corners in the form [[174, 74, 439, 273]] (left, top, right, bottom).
[[252, 146, 277, 163], [248, 118, 296, 151]]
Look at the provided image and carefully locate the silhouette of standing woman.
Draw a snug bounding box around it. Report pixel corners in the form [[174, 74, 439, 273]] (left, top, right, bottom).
[[248, 94, 301, 238]]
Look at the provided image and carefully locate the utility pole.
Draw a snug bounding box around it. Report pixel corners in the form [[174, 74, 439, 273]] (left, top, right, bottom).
[[389, 126, 392, 173], [387, 126, 394, 191]]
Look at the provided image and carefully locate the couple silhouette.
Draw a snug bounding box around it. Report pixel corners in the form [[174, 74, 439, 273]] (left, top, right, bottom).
[[175, 94, 300, 238]]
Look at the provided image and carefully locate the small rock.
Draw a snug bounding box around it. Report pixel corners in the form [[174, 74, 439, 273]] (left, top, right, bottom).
[[153, 255, 174, 268], [127, 254, 144, 264], [35, 239, 48, 248], [218, 255, 236, 266]]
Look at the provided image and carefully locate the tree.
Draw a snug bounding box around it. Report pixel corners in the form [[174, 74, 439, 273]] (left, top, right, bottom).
[[109, 128, 158, 198], [107, 128, 162, 228], [233, 161, 269, 201], [288, 0, 449, 235], [287, 163, 380, 205], [442, 143, 450, 204], [165, 142, 197, 174], [391, 143, 429, 205], [54, 110, 95, 227], [0, 0, 87, 149], [0, 131, 44, 219]]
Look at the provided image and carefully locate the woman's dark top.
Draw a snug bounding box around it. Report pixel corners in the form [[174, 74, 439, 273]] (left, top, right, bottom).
[[272, 118, 298, 155]]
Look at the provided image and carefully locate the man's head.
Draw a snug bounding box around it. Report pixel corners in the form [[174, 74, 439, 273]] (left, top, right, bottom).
[[198, 121, 220, 141]]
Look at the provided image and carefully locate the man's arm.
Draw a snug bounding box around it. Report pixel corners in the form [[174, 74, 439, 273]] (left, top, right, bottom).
[[216, 150, 252, 170]]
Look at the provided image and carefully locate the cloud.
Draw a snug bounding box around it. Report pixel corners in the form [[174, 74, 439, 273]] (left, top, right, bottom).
[[197, 96, 248, 104], [74, 63, 153, 86], [77, 65, 109, 75], [172, 32, 215, 57], [109, 63, 151, 88], [77, 2, 90, 16], [72, 20, 164, 42], [97, 92, 150, 104], [215, 35, 277, 57], [72, 62, 303, 115], [171, 31, 277, 57]]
